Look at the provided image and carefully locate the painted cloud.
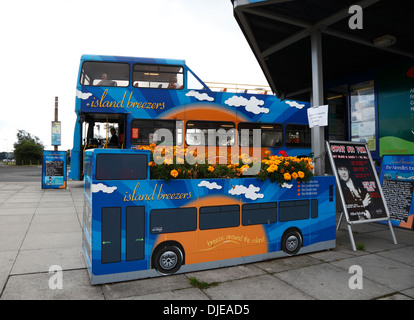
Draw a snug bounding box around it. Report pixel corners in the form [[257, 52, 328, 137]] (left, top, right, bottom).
[[228, 184, 264, 200], [76, 90, 93, 100], [186, 90, 214, 102], [198, 180, 222, 190], [92, 183, 117, 194], [225, 95, 269, 115], [281, 182, 293, 189], [285, 100, 305, 110]]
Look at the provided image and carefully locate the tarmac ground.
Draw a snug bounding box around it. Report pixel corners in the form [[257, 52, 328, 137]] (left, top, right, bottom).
[[0, 167, 413, 302]]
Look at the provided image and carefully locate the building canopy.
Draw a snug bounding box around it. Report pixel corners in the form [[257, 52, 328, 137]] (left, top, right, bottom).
[[231, 0, 414, 101]]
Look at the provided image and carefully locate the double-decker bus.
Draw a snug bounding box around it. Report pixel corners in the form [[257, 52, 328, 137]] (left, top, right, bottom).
[[69, 54, 313, 180], [83, 148, 336, 284], [73, 55, 336, 284]]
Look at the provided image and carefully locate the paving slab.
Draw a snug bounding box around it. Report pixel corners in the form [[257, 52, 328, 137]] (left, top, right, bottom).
[[101, 274, 192, 300], [203, 274, 314, 300], [20, 231, 81, 250], [0, 251, 18, 296], [331, 254, 414, 292], [11, 247, 85, 275], [275, 262, 394, 300], [0, 269, 104, 300], [124, 287, 210, 300], [186, 264, 266, 283], [254, 254, 322, 274], [375, 246, 414, 267]]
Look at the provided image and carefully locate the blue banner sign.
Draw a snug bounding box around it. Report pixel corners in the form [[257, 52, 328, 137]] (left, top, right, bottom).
[[42, 150, 67, 189], [379, 155, 414, 230]]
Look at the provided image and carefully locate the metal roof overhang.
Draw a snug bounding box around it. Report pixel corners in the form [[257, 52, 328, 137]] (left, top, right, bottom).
[[232, 0, 414, 101]]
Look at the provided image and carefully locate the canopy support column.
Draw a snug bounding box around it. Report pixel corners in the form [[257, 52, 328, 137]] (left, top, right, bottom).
[[311, 30, 325, 175]]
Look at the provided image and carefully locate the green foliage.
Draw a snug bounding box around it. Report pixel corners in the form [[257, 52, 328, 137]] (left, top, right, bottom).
[[189, 277, 219, 289], [13, 130, 44, 165]]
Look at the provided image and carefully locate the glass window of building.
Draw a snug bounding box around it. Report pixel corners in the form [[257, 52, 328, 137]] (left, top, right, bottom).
[[350, 80, 376, 151]]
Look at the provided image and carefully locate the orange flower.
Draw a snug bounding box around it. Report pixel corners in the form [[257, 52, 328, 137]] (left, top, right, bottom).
[[164, 158, 173, 165], [208, 165, 215, 173], [298, 171, 305, 178], [267, 164, 278, 173], [283, 173, 291, 180], [170, 169, 179, 178], [291, 172, 298, 180]]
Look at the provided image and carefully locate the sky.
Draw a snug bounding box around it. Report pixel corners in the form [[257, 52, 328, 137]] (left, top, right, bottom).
[[0, 0, 268, 153]]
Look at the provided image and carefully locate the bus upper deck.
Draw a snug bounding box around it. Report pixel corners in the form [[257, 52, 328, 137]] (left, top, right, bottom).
[[70, 54, 312, 180]]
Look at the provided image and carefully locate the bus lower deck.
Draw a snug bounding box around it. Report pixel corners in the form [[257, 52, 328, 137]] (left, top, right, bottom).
[[83, 149, 336, 285]]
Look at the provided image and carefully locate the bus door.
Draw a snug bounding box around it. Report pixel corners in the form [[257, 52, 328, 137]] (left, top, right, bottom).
[[80, 113, 126, 177]]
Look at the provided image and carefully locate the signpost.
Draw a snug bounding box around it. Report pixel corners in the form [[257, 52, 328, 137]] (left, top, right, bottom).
[[379, 155, 414, 230], [42, 97, 67, 189], [51, 121, 61, 147], [326, 140, 397, 251]]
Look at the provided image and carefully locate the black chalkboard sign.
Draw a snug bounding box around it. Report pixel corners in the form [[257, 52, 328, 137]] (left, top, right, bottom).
[[326, 141, 397, 250]]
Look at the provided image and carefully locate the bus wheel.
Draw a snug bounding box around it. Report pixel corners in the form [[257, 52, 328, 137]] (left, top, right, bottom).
[[282, 230, 302, 255], [153, 245, 183, 275]]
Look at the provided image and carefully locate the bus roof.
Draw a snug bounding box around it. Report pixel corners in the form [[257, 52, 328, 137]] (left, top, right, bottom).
[[80, 54, 186, 67]]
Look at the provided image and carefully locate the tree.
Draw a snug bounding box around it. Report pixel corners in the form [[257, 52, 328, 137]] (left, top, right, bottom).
[[13, 130, 44, 165]]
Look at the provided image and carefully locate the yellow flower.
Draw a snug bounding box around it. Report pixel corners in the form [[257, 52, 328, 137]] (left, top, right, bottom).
[[267, 164, 278, 173], [208, 165, 215, 173], [164, 158, 173, 165], [170, 169, 179, 178], [240, 164, 249, 172], [298, 171, 305, 178], [148, 161, 156, 167], [291, 172, 298, 180], [283, 173, 292, 180]]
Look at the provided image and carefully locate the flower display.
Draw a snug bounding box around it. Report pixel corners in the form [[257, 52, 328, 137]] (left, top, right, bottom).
[[257, 153, 314, 185], [139, 144, 314, 184]]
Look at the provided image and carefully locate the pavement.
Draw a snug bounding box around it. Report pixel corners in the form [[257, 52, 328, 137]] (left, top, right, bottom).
[[0, 179, 413, 301]]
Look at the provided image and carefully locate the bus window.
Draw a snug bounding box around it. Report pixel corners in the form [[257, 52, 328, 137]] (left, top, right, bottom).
[[199, 205, 240, 230], [150, 207, 197, 234], [238, 123, 283, 147], [133, 64, 184, 89], [130, 119, 179, 145], [311, 199, 318, 219], [96, 154, 147, 180], [186, 121, 236, 147], [279, 200, 309, 222], [80, 61, 130, 87], [242, 202, 277, 226], [285, 124, 311, 147]]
